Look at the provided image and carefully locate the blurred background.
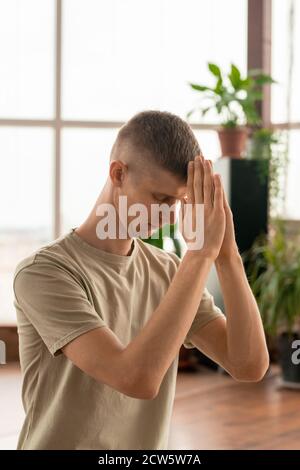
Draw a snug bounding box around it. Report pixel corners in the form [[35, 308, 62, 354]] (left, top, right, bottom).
[[1, 0, 300, 450]]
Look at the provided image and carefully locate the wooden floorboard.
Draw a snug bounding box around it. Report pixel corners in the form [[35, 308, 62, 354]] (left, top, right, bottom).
[[0, 363, 299, 450]]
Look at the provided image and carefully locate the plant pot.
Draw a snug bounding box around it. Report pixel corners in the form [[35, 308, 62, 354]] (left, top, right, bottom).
[[217, 127, 248, 158], [277, 332, 300, 386]]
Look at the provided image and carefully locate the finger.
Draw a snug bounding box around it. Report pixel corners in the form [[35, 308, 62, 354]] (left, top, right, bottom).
[[213, 174, 223, 211], [179, 197, 190, 242], [221, 182, 230, 209], [203, 158, 213, 208], [208, 160, 215, 206], [186, 160, 195, 204], [221, 183, 233, 220], [193, 155, 204, 204], [179, 197, 185, 221], [178, 198, 185, 238]]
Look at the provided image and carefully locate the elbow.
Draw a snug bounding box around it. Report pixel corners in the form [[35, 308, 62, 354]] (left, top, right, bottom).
[[127, 380, 159, 400], [231, 356, 270, 383], [136, 385, 159, 400], [121, 370, 159, 400], [116, 350, 160, 400]]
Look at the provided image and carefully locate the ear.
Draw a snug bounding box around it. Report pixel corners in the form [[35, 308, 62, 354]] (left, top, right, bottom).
[[109, 160, 128, 187]]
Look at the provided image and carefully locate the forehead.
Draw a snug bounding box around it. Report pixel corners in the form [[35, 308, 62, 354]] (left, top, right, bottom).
[[141, 166, 187, 197]]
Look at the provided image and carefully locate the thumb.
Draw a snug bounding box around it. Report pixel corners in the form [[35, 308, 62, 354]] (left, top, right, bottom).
[[178, 198, 187, 241]]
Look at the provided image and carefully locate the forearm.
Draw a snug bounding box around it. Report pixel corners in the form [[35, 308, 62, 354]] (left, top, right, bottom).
[[123, 252, 213, 392], [215, 251, 269, 377]]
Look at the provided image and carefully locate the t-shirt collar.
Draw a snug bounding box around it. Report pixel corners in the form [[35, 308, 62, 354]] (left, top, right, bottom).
[[68, 227, 139, 268]]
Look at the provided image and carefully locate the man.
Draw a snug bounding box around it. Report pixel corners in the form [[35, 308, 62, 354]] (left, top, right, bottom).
[[13, 110, 269, 450]]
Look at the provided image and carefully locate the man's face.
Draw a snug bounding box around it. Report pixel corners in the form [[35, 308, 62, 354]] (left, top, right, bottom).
[[114, 164, 187, 238]]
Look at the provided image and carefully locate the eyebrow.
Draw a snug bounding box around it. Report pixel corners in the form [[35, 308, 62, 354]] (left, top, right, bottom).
[[154, 192, 185, 199]]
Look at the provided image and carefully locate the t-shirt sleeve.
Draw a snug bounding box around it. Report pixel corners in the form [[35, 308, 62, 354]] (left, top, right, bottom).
[[13, 262, 107, 357], [182, 287, 224, 349], [167, 251, 225, 350]]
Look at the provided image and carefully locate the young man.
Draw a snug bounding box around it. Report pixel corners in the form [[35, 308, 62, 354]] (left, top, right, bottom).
[[13, 110, 269, 450]]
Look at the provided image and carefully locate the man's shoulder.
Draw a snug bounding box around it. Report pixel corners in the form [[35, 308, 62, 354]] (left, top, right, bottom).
[[13, 231, 72, 281], [13, 253, 37, 280]]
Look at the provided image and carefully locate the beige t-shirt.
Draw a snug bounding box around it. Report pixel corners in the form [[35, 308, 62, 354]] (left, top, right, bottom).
[[13, 227, 224, 450]]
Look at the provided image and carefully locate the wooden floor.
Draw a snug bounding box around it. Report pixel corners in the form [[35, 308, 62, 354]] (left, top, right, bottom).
[[170, 366, 300, 450], [1, 363, 300, 450]]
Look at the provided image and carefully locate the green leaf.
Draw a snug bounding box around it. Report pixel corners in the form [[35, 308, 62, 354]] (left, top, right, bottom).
[[239, 77, 252, 90], [215, 100, 223, 114], [189, 83, 211, 92], [223, 119, 238, 129], [201, 106, 212, 117], [186, 108, 196, 119], [228, 63, 242, 90], [248, 69, 276, 85], [254, 75, 276, 86], [214, 77, 223, 95], [208, 63, 222, 78]]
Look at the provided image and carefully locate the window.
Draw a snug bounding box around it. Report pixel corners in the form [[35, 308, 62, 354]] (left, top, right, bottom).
[[61, 128, 117, 231], [0, 0, 55, 119], [271, 0, 300, 219], [62, 0, 247, 122], [285, 131, 300, 219], [0, 127, 53, 324], [0, 0, 247, 323], [271, 0, 300, 123]]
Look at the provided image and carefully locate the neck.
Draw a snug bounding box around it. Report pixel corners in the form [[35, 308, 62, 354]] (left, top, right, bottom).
[[74, 181, 134, 257]]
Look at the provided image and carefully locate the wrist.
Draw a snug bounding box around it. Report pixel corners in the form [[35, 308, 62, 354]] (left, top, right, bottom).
[[215, 246, 242, 268], [184, 247, 216, 264]]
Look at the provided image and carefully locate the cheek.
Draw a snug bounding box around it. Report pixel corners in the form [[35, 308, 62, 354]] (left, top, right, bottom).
[[125, 192, 153, 223]]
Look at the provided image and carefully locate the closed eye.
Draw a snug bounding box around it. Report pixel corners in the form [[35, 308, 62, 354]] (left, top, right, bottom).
[[153, 194, 168, 202], [155, 198, 180, 210]]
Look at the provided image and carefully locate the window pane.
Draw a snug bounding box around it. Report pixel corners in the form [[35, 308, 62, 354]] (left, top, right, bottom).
[[62, 0, 247, 122], [284, 131, 300, 219], [193, 130, 221, 160], [271, 0, 300, 123], [61, 128, 118, 232], [0, 127, 54, 324], [0, 0, 55, 119]]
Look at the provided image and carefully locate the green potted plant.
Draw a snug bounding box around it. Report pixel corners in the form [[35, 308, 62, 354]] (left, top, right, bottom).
[[186, 63, 275, 158], [246, 223, 300, 387], [247, 127, 288, 217]]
